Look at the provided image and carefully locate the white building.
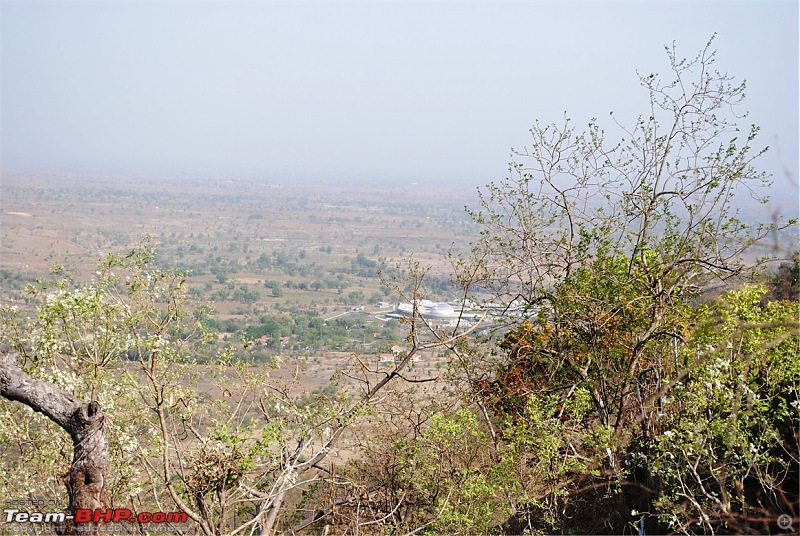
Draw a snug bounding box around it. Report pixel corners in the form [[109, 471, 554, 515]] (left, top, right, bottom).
[[392, 300, 480, 321]]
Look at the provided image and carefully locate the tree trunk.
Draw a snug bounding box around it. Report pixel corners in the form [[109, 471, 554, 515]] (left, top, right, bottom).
[[0, 353, 109, 535]]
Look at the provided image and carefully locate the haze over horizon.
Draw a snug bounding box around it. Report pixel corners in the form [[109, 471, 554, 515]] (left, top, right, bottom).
[[2, 1, 798, 208]]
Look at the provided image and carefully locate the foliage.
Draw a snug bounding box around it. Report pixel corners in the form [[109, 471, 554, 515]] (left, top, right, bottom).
[[649, 285, 799, 534], [391, 409, 514, 534], [1, 241, 194, 509], [449, 37, 798, 534], [0, 240, 314, 533], [1, 238, 446, 535]]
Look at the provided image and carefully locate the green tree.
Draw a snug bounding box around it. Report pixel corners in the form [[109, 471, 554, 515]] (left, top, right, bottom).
[[649, 285, 799, 534], [449, 37, 797, 533], [347, 289, 364, 305]]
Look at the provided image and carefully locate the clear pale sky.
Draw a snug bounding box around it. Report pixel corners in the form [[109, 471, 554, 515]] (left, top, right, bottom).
[[1, 1, 798, 197]]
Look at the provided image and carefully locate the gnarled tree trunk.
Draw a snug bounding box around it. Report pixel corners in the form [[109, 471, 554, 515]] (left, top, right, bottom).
[[0, 353, 108, 535]]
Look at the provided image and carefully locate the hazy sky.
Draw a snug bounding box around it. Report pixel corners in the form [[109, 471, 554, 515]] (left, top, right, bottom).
[[1, 1, 798, 196]]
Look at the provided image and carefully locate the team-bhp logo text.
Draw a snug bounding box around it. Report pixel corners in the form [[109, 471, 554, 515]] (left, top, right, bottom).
[[4, 508, 187, 524]]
